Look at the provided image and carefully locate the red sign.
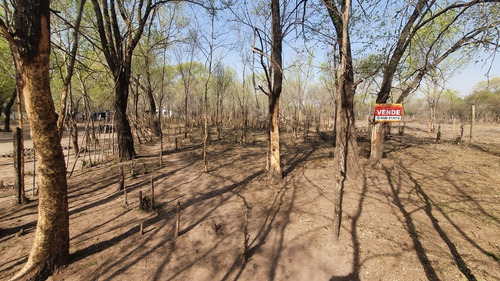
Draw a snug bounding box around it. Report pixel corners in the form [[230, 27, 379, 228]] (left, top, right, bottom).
[[375, 104, 403, 122]]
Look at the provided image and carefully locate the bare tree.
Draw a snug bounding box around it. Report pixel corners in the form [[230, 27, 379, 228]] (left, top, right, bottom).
[[243, 0, 307, 181], [174, 35, 201, 139], [52, 0, 86, 136], [132, 4, 186, 138]]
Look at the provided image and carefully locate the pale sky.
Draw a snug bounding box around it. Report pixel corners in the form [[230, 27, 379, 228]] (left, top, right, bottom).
[[447, 60, 500, 96]]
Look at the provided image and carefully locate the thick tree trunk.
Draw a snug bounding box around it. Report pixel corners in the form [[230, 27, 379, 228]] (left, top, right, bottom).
[[3, 89, 16, 132], [369, 122, 387, 163], [16, 63, 69, 279], [369, 89, 390, 163], [114, 71, 135, 161], [7, 1, 69, 279]]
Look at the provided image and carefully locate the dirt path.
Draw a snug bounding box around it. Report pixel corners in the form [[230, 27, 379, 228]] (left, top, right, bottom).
[[0, 122, 499, 280]]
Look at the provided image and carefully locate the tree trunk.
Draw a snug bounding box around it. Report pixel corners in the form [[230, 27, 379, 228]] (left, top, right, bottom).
[[203, 95, 208, 172], [368, 0, 428, 163], [70, 118, 79, 155], [370, 122, 387, 163], [325, 0, 360, 243], [268, 0, 283, 182], [268, 94, 282, 181], [184, 91, 188, 138], [146, 86, 160, 136], [145, 63, 160, 137], [5, 1, 69, 279], [68, 92, 79, 155], [114, 70, 135, 161], [429, 102, 436, 134], [470, 104, 475, 143], [3, 89, 16, 132], [13, 127, 28, 204]]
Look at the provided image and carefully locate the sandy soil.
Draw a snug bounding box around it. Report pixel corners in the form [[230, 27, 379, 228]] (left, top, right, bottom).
[[0, 121, 499, 281]]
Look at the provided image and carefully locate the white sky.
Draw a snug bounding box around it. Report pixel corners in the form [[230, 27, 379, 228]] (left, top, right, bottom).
[[447, 60, 500, 96]]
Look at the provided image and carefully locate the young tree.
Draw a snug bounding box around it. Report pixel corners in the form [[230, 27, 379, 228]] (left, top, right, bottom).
[[323, 0, 362, 243], [265, 0, 284, 181], [132, 3, 186, 138], [174, 39, 203, 139], [227, 0, 309, 180], [52, 0, 86, 136], [0, 1, 69, 279], [421, 71, 447, 134], [248, 0, 308, 181], [200, 6, 217, 173]]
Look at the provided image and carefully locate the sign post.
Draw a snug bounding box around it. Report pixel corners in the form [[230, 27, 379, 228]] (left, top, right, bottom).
[[374, 104, 403, 122]]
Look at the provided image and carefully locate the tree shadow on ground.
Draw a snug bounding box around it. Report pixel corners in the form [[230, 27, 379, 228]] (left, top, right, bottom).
[[401, 165, 479, 280], [70, 169, 264, 267], [328, 167, 370, 281], [0, 199, 39, 243], [0, 256, 26, 277], [384, 163, 484, 281], [220, 181, 294, 281], [469, 142, 500, 157], [282, 145, 318, 178], [101, 169, 264, 280], [383, 166, 440, 280]]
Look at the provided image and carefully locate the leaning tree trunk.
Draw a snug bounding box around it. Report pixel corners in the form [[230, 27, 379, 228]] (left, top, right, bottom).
[[3, 1, 69, 279]]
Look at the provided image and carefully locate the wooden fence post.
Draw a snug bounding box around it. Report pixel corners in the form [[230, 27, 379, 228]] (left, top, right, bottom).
[[470, 104, 475, 143], [13, 127, 27, 204]]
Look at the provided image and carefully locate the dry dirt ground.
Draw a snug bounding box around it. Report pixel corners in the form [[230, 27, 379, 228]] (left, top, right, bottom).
[[0, 121, 499, 281]]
